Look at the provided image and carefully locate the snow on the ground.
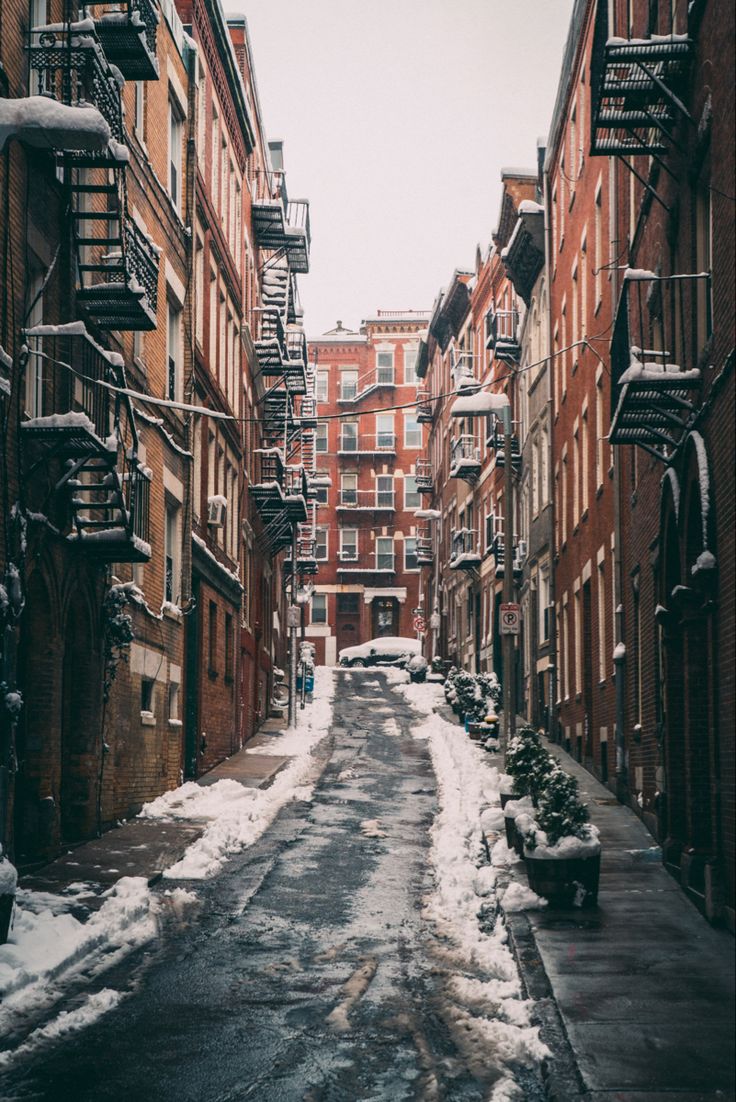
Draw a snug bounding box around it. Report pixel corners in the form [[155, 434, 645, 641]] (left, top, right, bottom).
[[392, 679, 549, 1093], [0, 989, 121, 1070], [141, 666, 335, 880], [0, 877, 158, 1051]]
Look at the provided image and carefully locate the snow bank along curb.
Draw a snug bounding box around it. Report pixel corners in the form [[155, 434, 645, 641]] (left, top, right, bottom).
[[393, 680, 551, 1098], [0, 672, 334, 1050], [139, 666, 336, 879]]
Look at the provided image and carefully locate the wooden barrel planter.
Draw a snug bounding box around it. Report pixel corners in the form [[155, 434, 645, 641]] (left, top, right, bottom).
[[525, 853, 601, 908]]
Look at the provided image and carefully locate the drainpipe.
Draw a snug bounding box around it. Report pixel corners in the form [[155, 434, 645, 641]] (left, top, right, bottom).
[[542, 159, 559, 744], [610, 156, 627, 796], [501, 402, 516, 748]]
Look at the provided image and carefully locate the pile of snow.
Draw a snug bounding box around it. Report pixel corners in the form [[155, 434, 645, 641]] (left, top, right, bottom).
[[0, 97, 110, 154], [0, 877, 158, 1048], [140, 667, 335, 880], [393, 682, 550, 1092]]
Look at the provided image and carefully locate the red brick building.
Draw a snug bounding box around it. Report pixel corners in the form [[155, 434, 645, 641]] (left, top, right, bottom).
[[586, 0, 734, 924], [306, 313, 429, 665], [545, 0, 619, 783]]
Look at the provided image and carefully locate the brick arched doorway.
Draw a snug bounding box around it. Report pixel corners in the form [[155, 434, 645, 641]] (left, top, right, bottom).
[[16, 569, 61, 862], [61, 594, 103, 844]]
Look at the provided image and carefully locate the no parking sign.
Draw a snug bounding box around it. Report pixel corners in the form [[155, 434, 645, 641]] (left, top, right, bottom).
[[500, 602, 521, 635]]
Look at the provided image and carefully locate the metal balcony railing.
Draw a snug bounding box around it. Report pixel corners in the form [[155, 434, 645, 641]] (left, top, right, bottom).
[[415, 459, 433, 492], [609, 270, 707, 458], [338, 433, 396, 454], [86, 0, 159, 81], [416, 388, 434, 423], [449, 435, 481, 482], [589, 0, 693, 159], [486, 309, 520, 362], [449, 528, 481, 570], [451, 351, 479, 394]]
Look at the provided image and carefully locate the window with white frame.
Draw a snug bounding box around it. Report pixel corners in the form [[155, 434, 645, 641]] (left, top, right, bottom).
[[340, 421, 358, 451], [164, 499, 180, 604], [403, 344, 418, 382], [581, 407, 589, 515], [597, 560, 606, 682], [194, 235, 204, 347], [168, 98, 183, 211], [376, 475, 394, 508], [376, 413, 393, 449], [316, 371, 329, 402], [134, 82, 146, 142], [538, 569, 550, 644], [404, 414, 422, 448], [404, 536, 418, 571], [340, 528, 358, 561], [376, 536, 394, 570], [315, 528, 328, 560], [167, 299, 182, 401], [316, 422, 328, 452], [376, 349, 394, 384], [404, 474, 419, 509], [595, 369, 605, 489], [340, 368, 358, 400], [311, 593, 327, 623], [340, 473, 357, 505]]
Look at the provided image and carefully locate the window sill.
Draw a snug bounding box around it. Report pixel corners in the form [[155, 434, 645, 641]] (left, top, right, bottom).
[[168, 718, 183, 728], [140, 710, 156, 727], [581, 507, 589, 523], [596, 484, 604, 500]]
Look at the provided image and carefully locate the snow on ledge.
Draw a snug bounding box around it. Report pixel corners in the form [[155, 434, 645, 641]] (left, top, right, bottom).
[[451, 391, 510, 417], [0, 98, 110, 154]]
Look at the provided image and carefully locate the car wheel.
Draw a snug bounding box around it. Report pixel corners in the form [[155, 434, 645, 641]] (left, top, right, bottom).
[[350, 658, 366, 668]]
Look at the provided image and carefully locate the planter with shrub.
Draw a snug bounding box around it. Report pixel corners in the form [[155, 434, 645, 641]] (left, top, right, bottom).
[[522, 767, 601, 908]]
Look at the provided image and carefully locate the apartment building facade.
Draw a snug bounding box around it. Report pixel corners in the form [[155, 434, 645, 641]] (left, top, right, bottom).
[[0, 0, 312, 865], [586, 0, 734, 924], [306, 314, 428, 666]]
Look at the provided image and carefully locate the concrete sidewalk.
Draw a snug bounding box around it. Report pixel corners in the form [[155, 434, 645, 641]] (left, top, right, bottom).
[[502, 740, 735, 1101], [20, 726, 293, 902]]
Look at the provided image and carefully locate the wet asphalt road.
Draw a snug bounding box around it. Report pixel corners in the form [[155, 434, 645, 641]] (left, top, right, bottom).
[[0, 673, 505, 1101]]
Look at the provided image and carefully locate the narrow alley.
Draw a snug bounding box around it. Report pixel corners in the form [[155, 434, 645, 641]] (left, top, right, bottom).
[[0, 673, 546, 1102]]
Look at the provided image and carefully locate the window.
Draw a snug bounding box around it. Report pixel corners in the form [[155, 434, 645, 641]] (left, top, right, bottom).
[[594, 179, 603, 309], [340, 529, 358, 561], [225, 613, 233, 680], [595, 369, 605, 488], [208, 601, 218, 674], [404, 475, 419, 509], [316, 422, 328, 452], [164, 501, 180, 604], [311, 594, 327, 623], [538, 570, 550, 644], [193, 425, 202, 521], [340, 473, 357, 505], [25, 270, 44, 417], [315, 484, 328, 505], [376, 537, 394, 570], [167, 299, 182, 401], [211, 108, 220, 208], [581, 408, 589, 514], [574, 588, 582, 695], [141, 679, 154, 714], [376, 475, 394, 508], [340, 421, 358, 452], [404, 537, 418, 571], [168, 681, 180, 722], [376, 413, 393, 449], [316, 371, 329, 402], [134, 82, 146, 142], [695, 179, 713, 349], [209, 267, 217, 361], [403, 344, 418, 383], [315, 528, 328, 560], [168, 99, 183, 210], [597, 561, 606, 682], [194, 236, 204, 347], [340, 369, 358, 400], [376, 350, 394, 384], [404, 414, 422, 448]]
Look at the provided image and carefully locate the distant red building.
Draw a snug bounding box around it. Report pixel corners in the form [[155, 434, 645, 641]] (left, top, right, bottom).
[[306, 314, 430, 665]]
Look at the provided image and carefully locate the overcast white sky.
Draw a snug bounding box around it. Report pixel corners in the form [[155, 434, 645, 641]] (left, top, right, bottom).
[[237, 0, 574, 337]]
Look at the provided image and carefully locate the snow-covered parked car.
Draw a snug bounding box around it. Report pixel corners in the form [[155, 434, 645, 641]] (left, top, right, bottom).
[[338, 636, 421, 668]]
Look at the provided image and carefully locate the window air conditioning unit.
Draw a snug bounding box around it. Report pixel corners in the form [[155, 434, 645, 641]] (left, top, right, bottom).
[[516, 540, 528, 561], [207, 495, 227, 528]]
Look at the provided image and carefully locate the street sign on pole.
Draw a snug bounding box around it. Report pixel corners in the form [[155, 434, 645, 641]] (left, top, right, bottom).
[[500, 602, 521, 636]]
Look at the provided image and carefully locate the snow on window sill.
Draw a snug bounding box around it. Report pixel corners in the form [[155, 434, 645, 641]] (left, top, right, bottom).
[[168, 718, 183, 727], [140, 710, 156, 727]]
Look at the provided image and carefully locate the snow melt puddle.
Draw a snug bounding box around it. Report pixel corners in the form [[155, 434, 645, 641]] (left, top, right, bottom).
[[393, 681, 550, 1097], [140, 667, 335, 880]]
